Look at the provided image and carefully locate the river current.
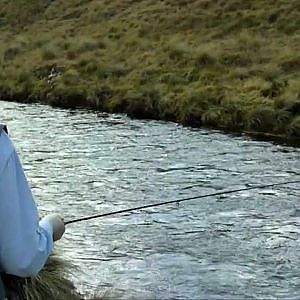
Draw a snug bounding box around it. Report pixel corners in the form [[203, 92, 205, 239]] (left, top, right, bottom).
[[0, 100, 299, 299]]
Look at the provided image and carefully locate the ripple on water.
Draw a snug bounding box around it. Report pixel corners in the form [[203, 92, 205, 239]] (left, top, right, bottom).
[[0, 100, 299, 299]]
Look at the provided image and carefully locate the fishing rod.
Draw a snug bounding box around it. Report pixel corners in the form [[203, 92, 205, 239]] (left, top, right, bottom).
[[65, 180, 300, 225]]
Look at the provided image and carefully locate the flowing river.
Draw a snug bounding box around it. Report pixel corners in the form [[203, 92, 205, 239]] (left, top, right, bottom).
[[0, 100, 299, 299]]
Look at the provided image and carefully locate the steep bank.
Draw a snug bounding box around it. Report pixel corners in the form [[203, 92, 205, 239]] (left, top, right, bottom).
[[0, 0, 300, 141]]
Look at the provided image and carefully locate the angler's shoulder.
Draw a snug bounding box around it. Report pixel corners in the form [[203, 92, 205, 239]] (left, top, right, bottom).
[[0, 128, 16, 170]]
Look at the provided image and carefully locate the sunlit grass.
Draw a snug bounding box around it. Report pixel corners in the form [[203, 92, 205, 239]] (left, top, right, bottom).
[[0, 0, 299, 140]]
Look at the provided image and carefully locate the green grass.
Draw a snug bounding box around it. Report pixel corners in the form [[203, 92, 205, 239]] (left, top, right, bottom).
[[0, 0, 300, 141]]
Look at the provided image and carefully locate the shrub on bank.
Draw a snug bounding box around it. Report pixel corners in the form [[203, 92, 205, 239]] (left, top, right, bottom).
[[287, 116, 300, 138], [248, 107, 277, 132]]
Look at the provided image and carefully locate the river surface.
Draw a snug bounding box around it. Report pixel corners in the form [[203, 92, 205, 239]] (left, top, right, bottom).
[[0, 100, 300, 299]]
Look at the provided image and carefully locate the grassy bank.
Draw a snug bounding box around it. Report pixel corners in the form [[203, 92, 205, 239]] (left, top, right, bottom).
[[0, 0, 300, 141]]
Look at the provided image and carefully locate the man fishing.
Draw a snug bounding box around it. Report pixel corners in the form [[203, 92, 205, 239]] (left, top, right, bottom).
[[0, 125, 65, 299]]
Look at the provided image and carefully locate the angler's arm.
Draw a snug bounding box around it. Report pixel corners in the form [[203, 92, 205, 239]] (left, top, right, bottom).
[[0, 149, 54, 277]]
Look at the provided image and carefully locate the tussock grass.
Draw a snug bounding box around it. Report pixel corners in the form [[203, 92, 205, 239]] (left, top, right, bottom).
[[2, 256, 104, 300], [0, 0, 299, 142]]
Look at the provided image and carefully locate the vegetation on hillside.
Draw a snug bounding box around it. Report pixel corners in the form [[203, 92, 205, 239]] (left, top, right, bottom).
[[0, 0, 299, 141]]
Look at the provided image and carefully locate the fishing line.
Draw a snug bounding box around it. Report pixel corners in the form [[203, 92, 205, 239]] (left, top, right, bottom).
[[65, 180, 300, 225]]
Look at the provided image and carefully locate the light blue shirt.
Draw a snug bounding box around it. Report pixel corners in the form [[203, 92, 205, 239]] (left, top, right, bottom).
[[0, 129, 53, 277]]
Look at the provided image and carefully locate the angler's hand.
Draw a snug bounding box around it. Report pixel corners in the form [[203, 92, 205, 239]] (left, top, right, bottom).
[[41, 213, 65, 241]]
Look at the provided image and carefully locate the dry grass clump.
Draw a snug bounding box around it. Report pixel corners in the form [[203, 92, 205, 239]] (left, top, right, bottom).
[[2, 256, 105, 300], [23, 257, 81, 300]]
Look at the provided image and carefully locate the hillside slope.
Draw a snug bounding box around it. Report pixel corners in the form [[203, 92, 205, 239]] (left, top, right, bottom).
[[0, 0, 300, 141]]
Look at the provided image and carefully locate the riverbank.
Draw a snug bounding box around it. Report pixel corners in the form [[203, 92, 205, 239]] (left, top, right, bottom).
[[0, 0, 299, 142]]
